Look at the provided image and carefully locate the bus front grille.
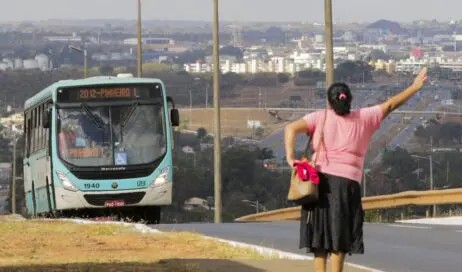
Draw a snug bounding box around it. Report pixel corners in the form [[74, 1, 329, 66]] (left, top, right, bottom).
[[84, 192, 146, 206]]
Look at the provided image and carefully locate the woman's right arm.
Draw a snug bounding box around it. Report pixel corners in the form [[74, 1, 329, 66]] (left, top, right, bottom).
[[380, 67, 428, 118], [284, 119, 309, 167]]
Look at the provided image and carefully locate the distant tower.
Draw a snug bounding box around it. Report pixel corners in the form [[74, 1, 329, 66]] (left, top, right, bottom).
[[450, 20, 457, 52], [232, 25, 242, 47]]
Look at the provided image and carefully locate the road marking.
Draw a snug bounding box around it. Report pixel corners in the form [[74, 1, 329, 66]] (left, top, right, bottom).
[[456, 230, 462, 233], [202, 235, 386, 272], [387, 224, 432, 230]]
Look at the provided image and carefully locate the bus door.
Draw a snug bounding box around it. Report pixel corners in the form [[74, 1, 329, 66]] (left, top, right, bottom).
[[23, 111, 35, 216], [34, 104, 54, 214]]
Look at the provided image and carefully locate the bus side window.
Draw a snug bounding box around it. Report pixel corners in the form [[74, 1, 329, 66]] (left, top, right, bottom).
[[24, 111, 29, 157], [38, 105, 43, 150], [27, 111, 32, 157], [31, 108, 35, 153]]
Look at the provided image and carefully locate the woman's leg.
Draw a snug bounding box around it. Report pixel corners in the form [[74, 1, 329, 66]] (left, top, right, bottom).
[[331, 251, 346, 272], [314, 250, 328, 272]]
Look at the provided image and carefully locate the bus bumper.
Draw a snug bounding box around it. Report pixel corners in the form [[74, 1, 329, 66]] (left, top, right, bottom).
[[54, 182, 172, 210]]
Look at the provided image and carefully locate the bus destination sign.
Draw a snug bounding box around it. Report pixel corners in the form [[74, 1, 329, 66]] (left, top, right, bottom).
[[79, 87, 136, 100], [58, 84, 161, 102]]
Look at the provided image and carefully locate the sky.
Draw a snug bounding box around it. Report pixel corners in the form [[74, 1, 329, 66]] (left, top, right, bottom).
[[1, 0, 462, 23]]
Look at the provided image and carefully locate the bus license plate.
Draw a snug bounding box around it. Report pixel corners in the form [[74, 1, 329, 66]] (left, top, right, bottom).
[[104, 200, 125, 207]]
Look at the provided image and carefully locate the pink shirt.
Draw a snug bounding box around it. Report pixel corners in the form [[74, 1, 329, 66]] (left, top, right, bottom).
[[303, 105, 383, 182]]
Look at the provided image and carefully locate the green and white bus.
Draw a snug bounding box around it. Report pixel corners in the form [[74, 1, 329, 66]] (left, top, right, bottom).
[[23, 75, 179, 223]]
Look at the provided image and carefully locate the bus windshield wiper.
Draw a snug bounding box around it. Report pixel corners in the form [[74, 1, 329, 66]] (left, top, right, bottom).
[[121, 102, 139, 128], [81, 103, 103, 129]]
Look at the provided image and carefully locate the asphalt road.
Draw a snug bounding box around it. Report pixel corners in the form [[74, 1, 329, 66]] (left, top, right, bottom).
[[153, 221, 462, 272]]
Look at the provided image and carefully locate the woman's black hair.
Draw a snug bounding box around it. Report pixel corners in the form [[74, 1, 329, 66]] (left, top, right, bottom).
[[327, 82, 353, 116]]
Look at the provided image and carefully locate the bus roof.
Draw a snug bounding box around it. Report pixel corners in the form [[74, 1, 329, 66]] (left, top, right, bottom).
[[24, 76, 165, 109]]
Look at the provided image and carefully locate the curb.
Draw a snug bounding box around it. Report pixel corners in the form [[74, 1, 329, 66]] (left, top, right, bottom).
[[200, 235, 385, 272]]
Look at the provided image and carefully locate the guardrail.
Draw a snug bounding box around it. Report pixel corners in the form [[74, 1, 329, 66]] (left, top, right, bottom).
[[180, 107, 462, 116], [235, 188, 462, 222]]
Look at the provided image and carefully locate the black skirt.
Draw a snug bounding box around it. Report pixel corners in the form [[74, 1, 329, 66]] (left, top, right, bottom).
[[299, 172, 364, 254]]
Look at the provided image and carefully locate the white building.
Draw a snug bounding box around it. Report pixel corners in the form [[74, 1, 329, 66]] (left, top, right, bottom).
[[23, 59, 39, 70], [439, 58, 462, 72], [184, 61, 212, 73], [35, 54, 51, 71], [46, 32, 81, 42], [396, 57, 428, 74]]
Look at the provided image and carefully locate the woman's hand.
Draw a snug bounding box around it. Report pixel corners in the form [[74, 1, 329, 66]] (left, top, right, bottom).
[[411, 67, 428, 91], [380, 67, 429, 118], [284, 119, 310, 169], [287, 158, 304, 169]]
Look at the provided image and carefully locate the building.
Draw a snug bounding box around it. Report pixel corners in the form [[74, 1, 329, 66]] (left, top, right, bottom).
[[396, 57, 427, 74], [0, 113, 24, 134]]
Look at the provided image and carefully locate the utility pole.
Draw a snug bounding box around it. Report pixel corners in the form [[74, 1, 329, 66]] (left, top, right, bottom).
[[12, 138, 17, 214], [446, 161, 449, 186], [363, 171, 366, 197], [429, 136, 436, 216], [212, 0, 222, 223], [83, 49, 88, 78], [324, 0, 334, 87], [69, 46, 87, 78], [137, 0, 143, 77]]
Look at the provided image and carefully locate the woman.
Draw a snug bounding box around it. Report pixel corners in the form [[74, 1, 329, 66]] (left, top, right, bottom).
[[284, 68, 427, 272]]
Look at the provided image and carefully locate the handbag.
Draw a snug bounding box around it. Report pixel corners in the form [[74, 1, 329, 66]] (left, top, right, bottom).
[[287, 108, 327, 205]]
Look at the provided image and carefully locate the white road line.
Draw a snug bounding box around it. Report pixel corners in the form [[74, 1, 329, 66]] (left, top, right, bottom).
[[456, 230, 462, 233], [202, 235, 385, 272], [387, 224, 432, 230]]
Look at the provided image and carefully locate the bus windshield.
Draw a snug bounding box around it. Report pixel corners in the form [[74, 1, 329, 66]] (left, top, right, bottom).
[[57, 103, 166, 167]]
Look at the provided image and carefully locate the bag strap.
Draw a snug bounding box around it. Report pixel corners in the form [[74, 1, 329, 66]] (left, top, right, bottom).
[[303, 107, 328, 165]]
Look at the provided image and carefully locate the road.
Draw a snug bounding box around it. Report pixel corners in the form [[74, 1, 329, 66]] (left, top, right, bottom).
[[153, 221, 462, 272], [387, 87, 454, 149]]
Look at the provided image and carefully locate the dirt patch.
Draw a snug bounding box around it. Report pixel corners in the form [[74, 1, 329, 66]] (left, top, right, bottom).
[[179, 108, 288, 137]]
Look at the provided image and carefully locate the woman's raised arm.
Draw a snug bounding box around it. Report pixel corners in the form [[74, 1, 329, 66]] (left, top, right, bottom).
[[380, 67, 428, 118]]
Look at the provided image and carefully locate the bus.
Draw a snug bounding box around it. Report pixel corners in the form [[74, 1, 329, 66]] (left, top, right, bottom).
[[23, 74, 179, 223]]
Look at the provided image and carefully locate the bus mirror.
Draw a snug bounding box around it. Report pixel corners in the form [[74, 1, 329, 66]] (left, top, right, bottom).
[[171, 109, 179, 127], [43, 110, 51, 129], [166, 96, 176, 109]]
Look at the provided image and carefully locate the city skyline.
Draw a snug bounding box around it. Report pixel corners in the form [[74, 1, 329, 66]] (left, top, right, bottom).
[[1, 0, 462, 24]]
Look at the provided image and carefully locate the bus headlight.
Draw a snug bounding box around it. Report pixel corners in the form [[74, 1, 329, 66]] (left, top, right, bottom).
[[151, 166, 170, 187], [57, 171, 78, 192]]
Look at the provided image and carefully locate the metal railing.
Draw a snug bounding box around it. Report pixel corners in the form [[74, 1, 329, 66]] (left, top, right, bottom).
[[235, 188, 462, 222]]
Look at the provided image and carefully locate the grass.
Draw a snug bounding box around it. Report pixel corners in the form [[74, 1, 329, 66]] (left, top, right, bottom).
[[0, 216, 270, 272]]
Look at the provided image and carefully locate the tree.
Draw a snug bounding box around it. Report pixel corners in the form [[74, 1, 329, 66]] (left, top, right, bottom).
[[258, 148, 274, 160], [99, 65, 114, 76], [6, 136, 26, 215], [254, 127, 265, 139], [335, 61, 373, 83], [277, 73, 290, 84], [220, 46, 244, 60], [142, 63, 171, 74], [368, 49, 390, 61], [294, 69, 325, 86], [196, 127, 207, 142]]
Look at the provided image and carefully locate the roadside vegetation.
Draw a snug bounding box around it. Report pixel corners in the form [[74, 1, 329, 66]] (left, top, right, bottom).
[[0, 216, 269, 272]]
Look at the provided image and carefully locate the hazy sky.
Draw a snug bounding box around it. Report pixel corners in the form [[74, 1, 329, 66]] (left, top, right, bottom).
[[2, 0, 462, 23]]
